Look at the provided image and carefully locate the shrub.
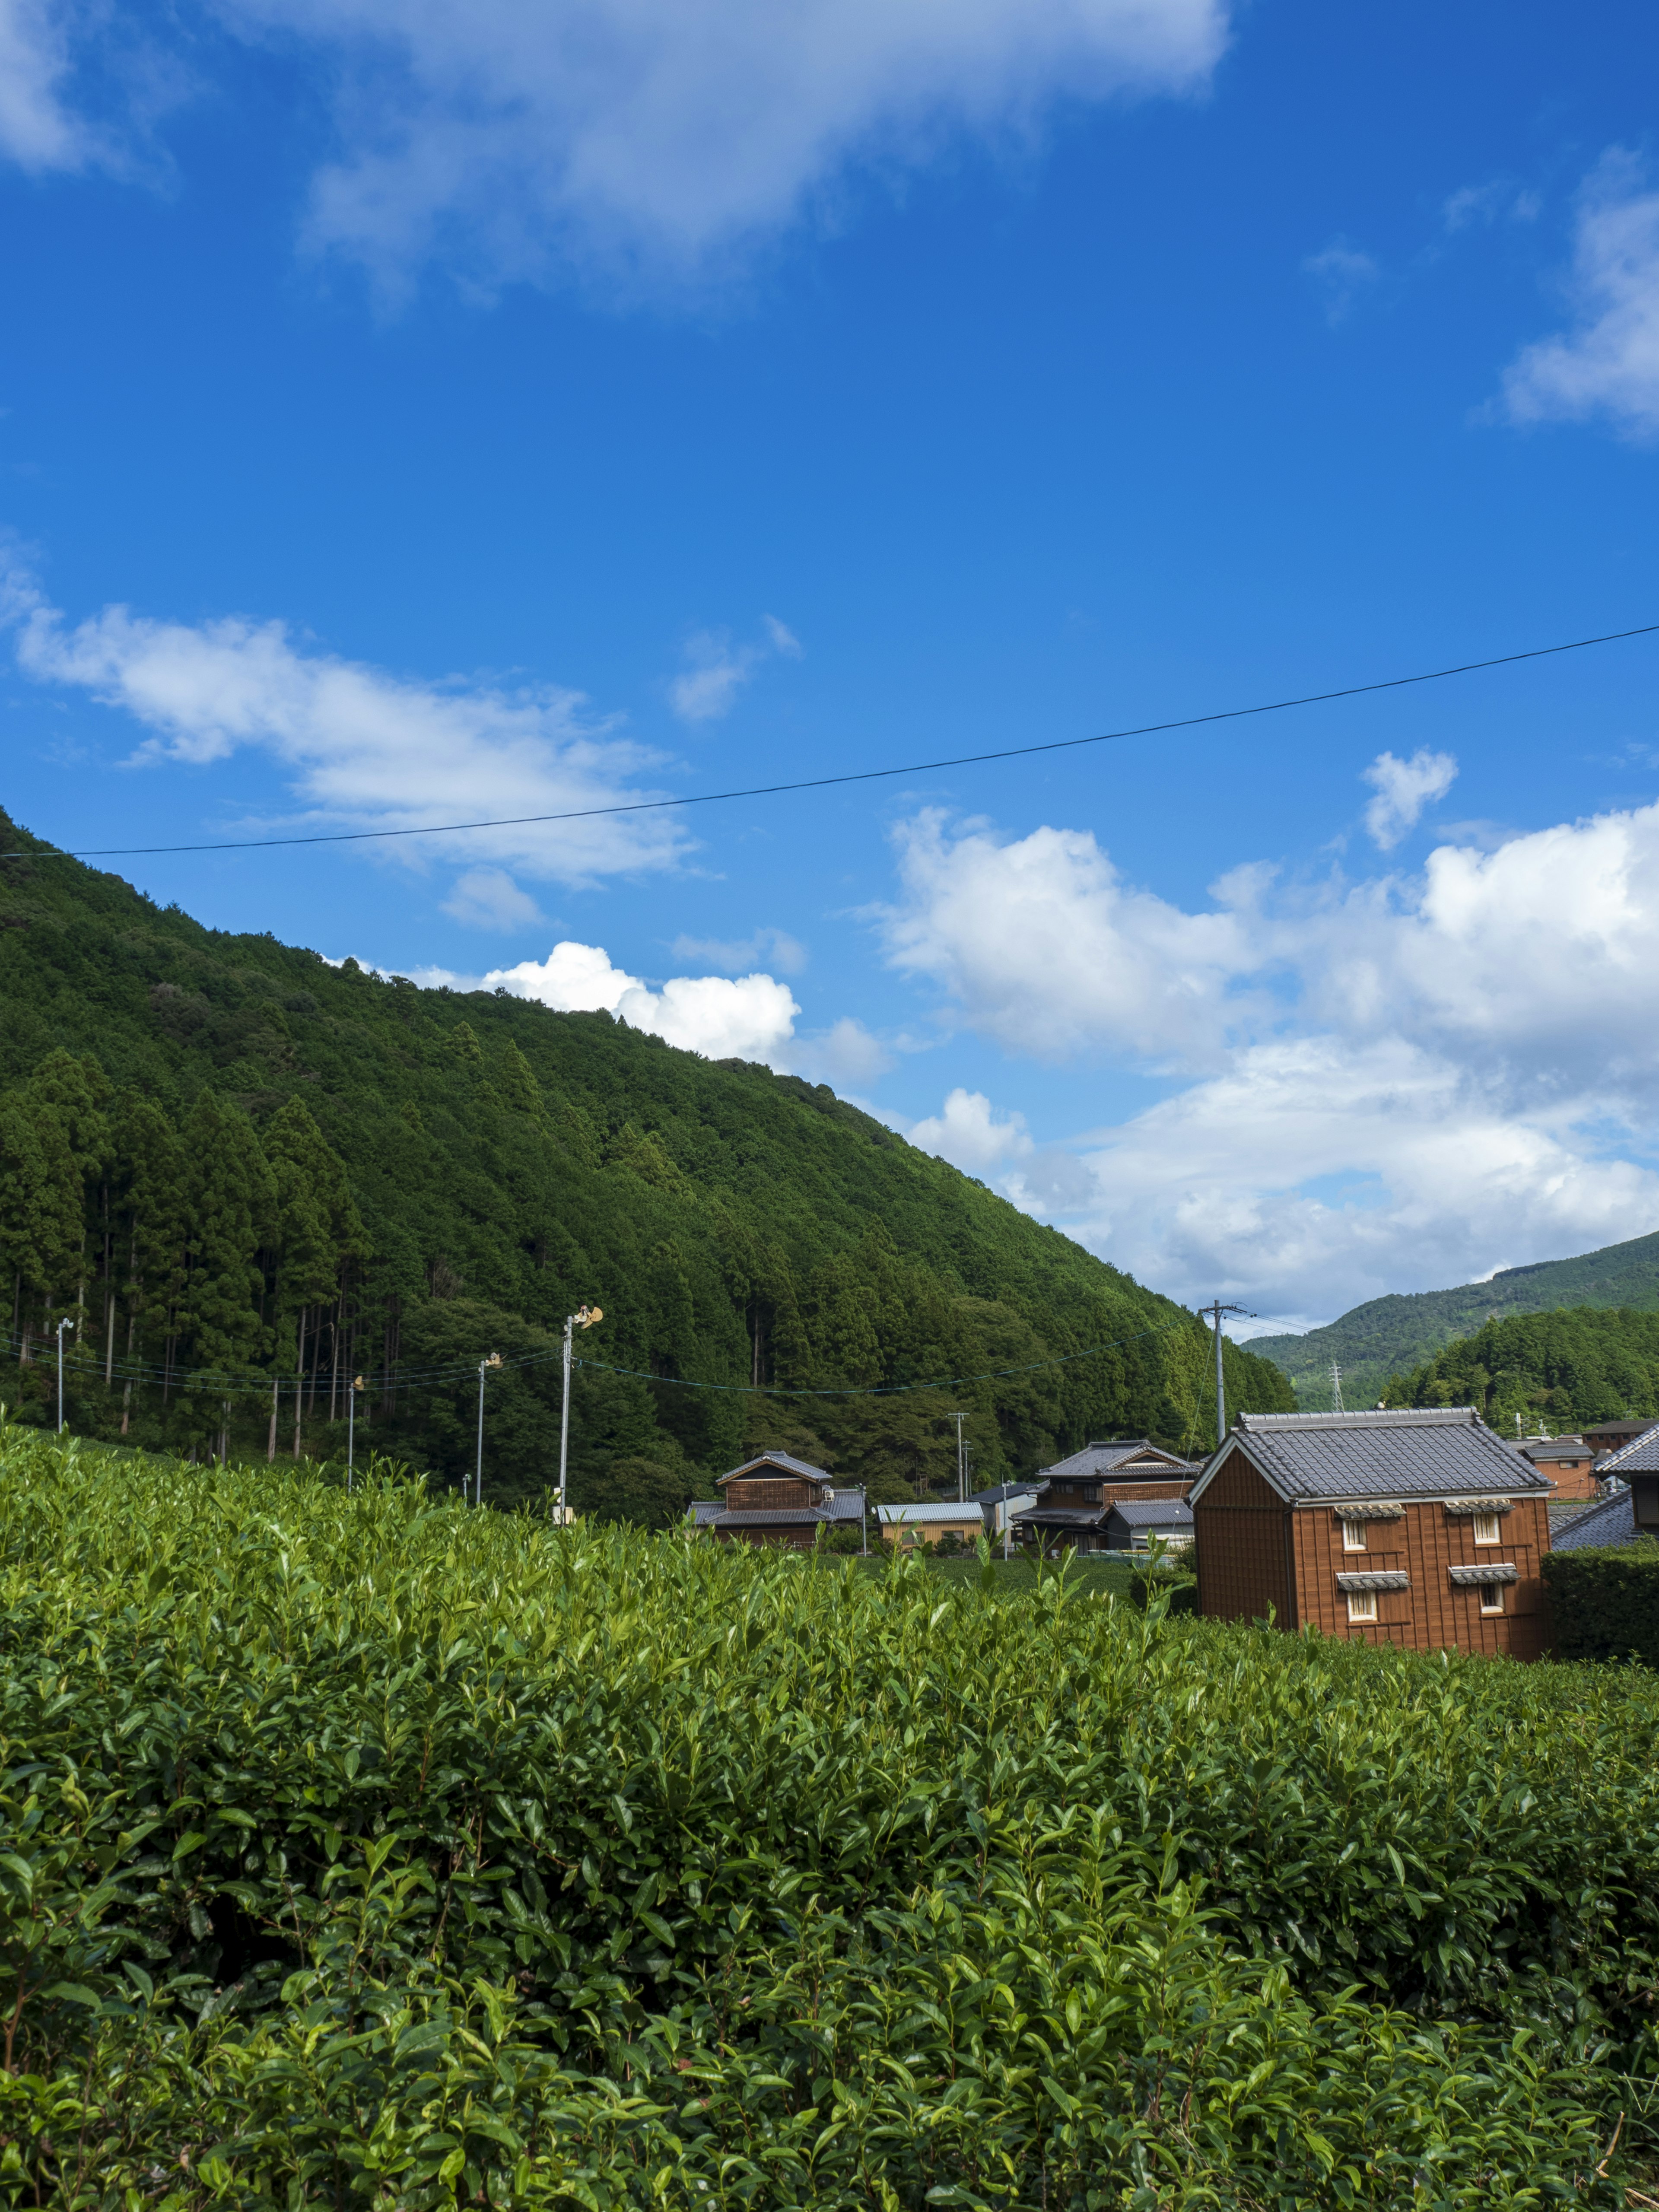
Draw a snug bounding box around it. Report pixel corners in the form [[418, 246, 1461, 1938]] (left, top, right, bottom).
[[1543, 1539, 1659, 1664]]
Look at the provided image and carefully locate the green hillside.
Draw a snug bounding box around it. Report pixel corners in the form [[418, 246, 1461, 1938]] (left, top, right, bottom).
[[1251, 1229, 1659, 1410], [0, 810, 1292, 1506], [1381, 1303, 1659, 1433]]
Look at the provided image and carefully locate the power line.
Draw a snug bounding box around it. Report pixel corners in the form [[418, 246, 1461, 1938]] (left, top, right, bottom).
[[4, 618, 1656, 861]]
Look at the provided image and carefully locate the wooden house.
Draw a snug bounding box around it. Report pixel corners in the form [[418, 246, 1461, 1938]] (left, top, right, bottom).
[[1516, 1434, 1599, 1500], [1190, 1408, 1553, 1660], [876, 1501, 984, 1548], [1595, 1426, 1659, 1541], [1583, 1418, 1659, 1459], [687, 1451, 866, 1549], [1011, 1438, 1198, 1553]]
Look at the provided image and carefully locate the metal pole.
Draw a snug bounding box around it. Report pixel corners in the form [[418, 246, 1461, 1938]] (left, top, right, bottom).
[[558, 1316, 573, 1525], [347, 1376, 357, 1492], [948, 1411, 968, 1502], [476, 1359, 486, 1506], [55, 1317, 73, 1433]]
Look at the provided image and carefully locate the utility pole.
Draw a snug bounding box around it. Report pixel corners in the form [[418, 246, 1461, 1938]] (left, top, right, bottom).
[[947, 1411, 969, 1503], [1196, 1302, 1247, 1449], [1330, 1362, 1344, 1414], [557, 1305, 603, 1526], [348, 1374, 362, 1491], [474, 1352, 502, 1506], [54, 1316, 74, 1435]]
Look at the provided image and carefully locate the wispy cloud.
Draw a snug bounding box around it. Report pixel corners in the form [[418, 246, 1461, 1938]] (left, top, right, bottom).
[[1303, 238, 1379, 325], [1499, 149, 1659, 441], [671, 925, 807, 976], [667, 615, 804, 725], [1361, 747, 1457, 849]]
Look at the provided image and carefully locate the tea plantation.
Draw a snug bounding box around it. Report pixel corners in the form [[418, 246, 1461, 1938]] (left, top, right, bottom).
[[1, 1427, 1656, 2208]]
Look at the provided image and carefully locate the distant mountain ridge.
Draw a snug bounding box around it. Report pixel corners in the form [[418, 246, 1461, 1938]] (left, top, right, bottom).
[[1251, 1229, 1659, 1409]]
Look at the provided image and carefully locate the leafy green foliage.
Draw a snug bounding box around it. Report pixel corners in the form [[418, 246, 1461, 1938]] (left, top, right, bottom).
[[0, 1429, 1649, 2204], [0, 817, 1293, 1507], [1381, 1304, 1659, 1431], [1542, 1541, 1659, 1665]]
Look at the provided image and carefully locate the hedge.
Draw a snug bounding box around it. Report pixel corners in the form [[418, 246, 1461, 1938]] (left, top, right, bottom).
[[1543, 1539, 1659, 1665]]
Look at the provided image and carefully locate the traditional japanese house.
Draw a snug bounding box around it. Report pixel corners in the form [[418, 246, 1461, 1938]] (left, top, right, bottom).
[[1104, 1497, 1194, 1552], [688, 1450, 865, 1549], [1583, 1418, 1659, 1459], [1189, 1408, 1553, 1660], [1594, 1425, 1659, 1542], [1516, 1433, 1599, 1500], [1011, 1438, 1198, 1553]]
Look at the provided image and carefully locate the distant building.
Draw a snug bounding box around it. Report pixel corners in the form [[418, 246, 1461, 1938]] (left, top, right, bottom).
[[1594, 1426, 1659, 1543], [1189, 1408, 1553, 1660], [1583, 1418, 1659, 1459], [1549, 1483, 1649, 1553], [1010, 1438, 1198, 1554], [1104, 1497, 1195, 1552], [686, 1451, 865, 1549], [968, 1481, 1041, 1540], [877, 1501, 984, 1548], [1516, 1434, 1599, 1499]]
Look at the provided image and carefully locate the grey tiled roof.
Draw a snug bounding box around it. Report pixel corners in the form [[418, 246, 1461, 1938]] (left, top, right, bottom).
[[1598, 1424, 1659, 1475], [1551, 1486, 1647, 1552], [1336, 1570, 1410, 1592], [712, 1490, 864, 1530], [686, 1500, 723, 1526], [718, 1450, 831, 1487], [1108, 1497, 1195, 1529], [1211, 1408, 1549, 1504], [1449, 1562, 1518, 1585], [1039, 1439, 1198, 1482]]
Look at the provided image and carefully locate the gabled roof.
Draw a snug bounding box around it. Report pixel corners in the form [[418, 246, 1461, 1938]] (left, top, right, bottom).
[[876, 1500, 983, 1524], [713, 1490, 865, 1529], [1517, 1435, 1592, 1463], [1597, 1424, 1659, 1475], [716, 1450, 833, 1489], [1550, 1485, 1649, 1551], [1106, 1497, 1195, 1529], [1190, 1407, 1550, 1506], [1039, 1439, 1198, 1482]]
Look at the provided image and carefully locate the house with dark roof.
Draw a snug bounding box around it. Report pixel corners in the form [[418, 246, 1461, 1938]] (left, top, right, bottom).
[[1583, 1418, 1659, 1459], [1594, 1426, 1659, 1543], [686, 1451, 865, 1549], [1010, 1438, 1198, 1553], [1104, 1497, 1194, 1552], [1516, 1433, 1600, 1499], [969, 1481, 1042, 1541], [1189, 1408, 1554, 1659], [1549, 1483, 1649, 1553]]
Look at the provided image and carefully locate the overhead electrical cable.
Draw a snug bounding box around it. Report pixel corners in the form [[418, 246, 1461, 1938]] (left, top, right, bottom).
[[4, 618, 1656, 861]]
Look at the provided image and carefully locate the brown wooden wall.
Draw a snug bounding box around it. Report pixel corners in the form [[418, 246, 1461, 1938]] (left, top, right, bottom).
[[716, 1525, 817, 1550], [1194, 1449, 1293, 1626], [1291, 1495, 1549, 1660], [722, 1477, 824, 1510]]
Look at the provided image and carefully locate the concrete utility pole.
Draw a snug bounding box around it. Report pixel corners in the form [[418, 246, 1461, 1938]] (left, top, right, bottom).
[[557, 1306, 603, 1526], [348, 1374, 363, 1491], [474, 1352, 502, 1506], [1196, 1303, 1247, 1450], [947, 1410, 969, 1502], [54, 1316, 74, 1434], [1330, 1363, 1344, 1414]]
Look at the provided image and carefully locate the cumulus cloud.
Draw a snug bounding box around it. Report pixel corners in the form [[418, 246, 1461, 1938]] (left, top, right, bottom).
[[1360, 747, 1457, 849], [8, 570, 685, 885], [877, 796, 1659, 1314], [1500, 150, 1659, 440], [485, 938, 801, 1062], [203, 0, 1227, 292]]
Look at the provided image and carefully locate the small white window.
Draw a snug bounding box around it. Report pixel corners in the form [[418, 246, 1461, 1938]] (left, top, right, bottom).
[[1479, 1583, 1505, 1617], [1341, 1519, 1367, 1552], [1347, 1588, 1378, 1624], [1472, 1514, 1501, 1547]]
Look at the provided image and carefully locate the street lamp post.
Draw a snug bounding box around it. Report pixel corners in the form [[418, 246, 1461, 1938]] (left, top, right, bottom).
[[474, 1352, 502, 1506], [557, 1305, 603, 1526], [55, 1317, 75, 1435]]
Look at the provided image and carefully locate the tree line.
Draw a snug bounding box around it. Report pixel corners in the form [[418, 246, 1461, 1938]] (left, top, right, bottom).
[[1380, 1303, 1659, 1433]]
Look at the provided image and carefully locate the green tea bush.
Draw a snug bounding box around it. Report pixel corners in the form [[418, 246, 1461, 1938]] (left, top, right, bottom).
[[0, 1425, 1652, 2207], [1542, 1539, 1659, 1665]]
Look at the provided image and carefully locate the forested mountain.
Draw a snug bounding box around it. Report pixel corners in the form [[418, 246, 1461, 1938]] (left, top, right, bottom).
[[0, 811, 1293, 1515], [1381, 1305, 1659, 1434], [1252, 1229, 1659, 1409]]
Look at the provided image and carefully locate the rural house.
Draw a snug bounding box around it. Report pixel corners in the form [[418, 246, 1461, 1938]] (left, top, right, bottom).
[[969, 1481, 1042, 1540], [687, 1451, 865, 1549], [1516, 1434, 1599, 1500], [1011, 1438, 1198, 1553], [1594, 1426, 1659, 1542], [876, 1501, 983, 1548], [1189, 1408, 1553, 1659], [1104, 1497, 1194, 1551], [1582, 1418, 1659, 1459]]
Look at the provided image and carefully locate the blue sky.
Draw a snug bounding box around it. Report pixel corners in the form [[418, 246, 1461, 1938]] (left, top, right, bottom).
[[6, 0, 1659, 1329]]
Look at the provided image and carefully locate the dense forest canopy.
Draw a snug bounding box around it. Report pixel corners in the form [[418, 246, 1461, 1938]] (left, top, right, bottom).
[[0, 810, 1293, 1512], [1380, 1304, 1659, 1433], [1253, 1230, 1659, 1409]]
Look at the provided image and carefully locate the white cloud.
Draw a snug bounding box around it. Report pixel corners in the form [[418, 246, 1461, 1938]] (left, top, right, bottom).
[[1500, 150, 1659, 440], [440, 865, 545, 930], [876, 797, 1659, 1315], [9, 575, 685, 886], [785, 1015, 893, 1089], [1360, 747, 1457, 849], [879, 809, 1261, 1065], [0, 0, 102, 170], [667, 617, 803, 724], [485, 938, 801, 1062], [1303, 238, 1379, 325], [1442, 178, 1539, 233], [671, 925, 807, 975], [763, 614, 803, 658], [207, 0, 1227, 293]]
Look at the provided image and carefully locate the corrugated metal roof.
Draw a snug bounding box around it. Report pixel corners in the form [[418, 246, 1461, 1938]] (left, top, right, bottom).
[[1206, 1408, 1549, 1503], [876, 1501, 982, 1524], [1597, 1424, 1659, 1475], [1551, 1487, 1645, 1552], [1107, 1497, 1195, 1528], [717, 1449, 831, 1487]]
